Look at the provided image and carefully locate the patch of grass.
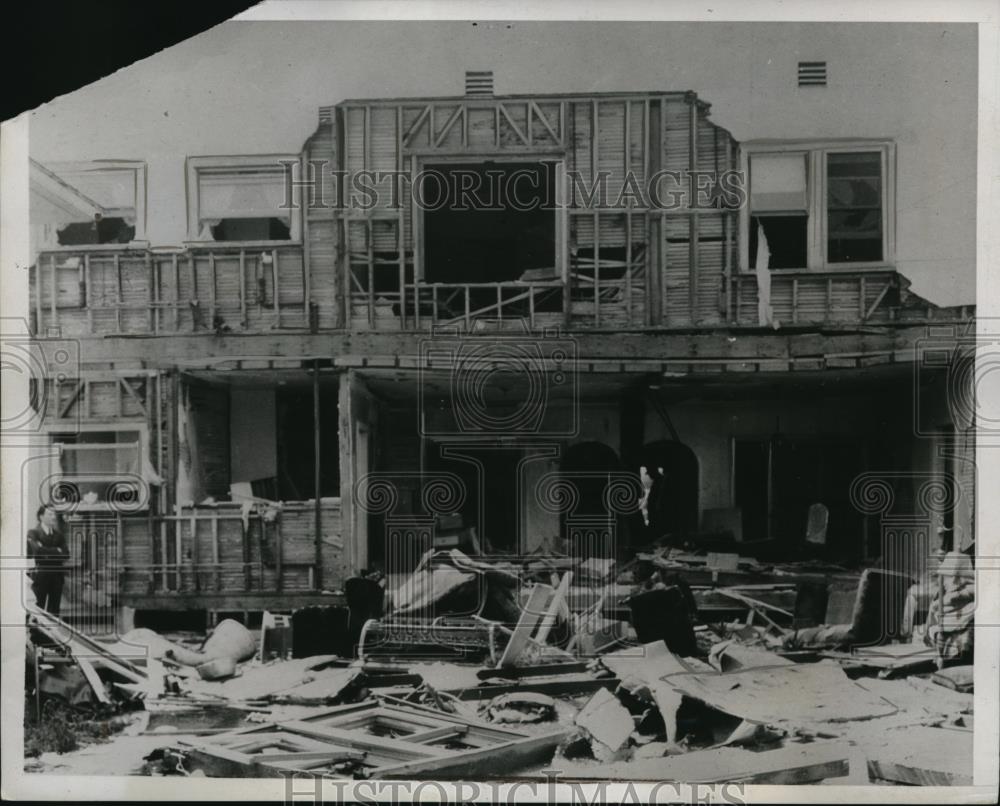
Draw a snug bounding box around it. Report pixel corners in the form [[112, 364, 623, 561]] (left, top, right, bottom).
[[24, 698, 127, 758]]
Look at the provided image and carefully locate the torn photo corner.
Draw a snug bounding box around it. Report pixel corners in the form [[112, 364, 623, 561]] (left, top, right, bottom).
[[1, 1, 998, 803]]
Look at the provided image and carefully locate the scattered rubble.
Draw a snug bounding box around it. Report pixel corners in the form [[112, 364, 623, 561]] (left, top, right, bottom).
[[487, 692, 557, 724], [25, 544, 977, 784]]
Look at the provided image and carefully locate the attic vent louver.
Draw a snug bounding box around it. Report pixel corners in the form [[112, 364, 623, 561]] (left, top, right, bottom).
[[465, 70, 494, 96], [798, 61, 827, 86]]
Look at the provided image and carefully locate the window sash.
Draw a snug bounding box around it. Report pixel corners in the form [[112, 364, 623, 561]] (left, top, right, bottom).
[[740, 144, 892, 272], [749, 153, 808, 213], [824, 151, 885, 264], [198, 169, 290, 220]]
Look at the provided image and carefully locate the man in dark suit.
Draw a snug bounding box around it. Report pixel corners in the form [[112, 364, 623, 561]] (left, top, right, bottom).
[[27, 505, 68, 615]]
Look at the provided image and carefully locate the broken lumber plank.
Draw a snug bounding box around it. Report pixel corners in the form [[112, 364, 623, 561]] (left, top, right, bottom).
[[477, 661, 590, 680], [864, 726, 973, 785], [374, 730, 567, 779], [497, 583, 554, 668], [556, 741, 851, 783], [534, 571, 572, 646], [820, 645, 939, 678], [76, 657, 112, 704], [931, 664, 974, 693], [715, 587, 794, 619], [282, 722, 445, 757], [28, 606, 148, 682], [449, 676, 621, 701]]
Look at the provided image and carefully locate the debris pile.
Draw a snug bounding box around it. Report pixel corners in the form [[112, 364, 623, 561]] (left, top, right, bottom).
[[26, 545, 976, 784]]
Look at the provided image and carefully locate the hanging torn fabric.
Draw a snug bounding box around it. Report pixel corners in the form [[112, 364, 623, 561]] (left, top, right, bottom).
[[755, 223, 779, 329]]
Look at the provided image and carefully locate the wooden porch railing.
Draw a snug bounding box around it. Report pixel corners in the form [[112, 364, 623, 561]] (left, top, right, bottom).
[[729, 270, 899, 327], [32, 244, 310, 336], [118, 502, 339, 597], [33, 245, 955, 336]]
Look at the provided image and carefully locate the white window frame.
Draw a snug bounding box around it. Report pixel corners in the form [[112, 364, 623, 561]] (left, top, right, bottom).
[[185, 154, 302, 244], [738, 140, 895, 273], [38, 160, 148, 248], [41, 423, 151, 513]]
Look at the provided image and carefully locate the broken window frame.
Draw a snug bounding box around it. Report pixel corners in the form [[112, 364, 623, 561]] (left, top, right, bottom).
[[185, 154, 302, 245], [411, 153, 568, 287], [34, 159, 148, 250], [738, 140, 895, 273], [41, 423, 150, 513]]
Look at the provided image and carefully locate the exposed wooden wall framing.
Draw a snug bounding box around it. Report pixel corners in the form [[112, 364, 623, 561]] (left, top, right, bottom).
[[36, 370, 173, 514], [29, 90, 969, 337]]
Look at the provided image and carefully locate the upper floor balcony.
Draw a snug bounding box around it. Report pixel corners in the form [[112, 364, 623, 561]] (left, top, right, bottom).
[[27, 92, 974, 343], [28, 238, 969, 340]]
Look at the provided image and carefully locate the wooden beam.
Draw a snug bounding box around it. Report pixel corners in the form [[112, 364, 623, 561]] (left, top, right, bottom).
[[114, 253, 122, 332], [498, 103, 528, 146], [84, 254, 93, 332], [558, 741, 850, 784], [497, 583, 552, 668], [529, 101, 560, 143], [433, 105, 464, 148], [238, 249, 247, 329], [865, 726, 972, 785], [77, 657, 112, 704], [864, 280, 893, 320], [58, 381, 85, 419], [172, 254, 180, 332], [147, 252, 156, 333], [118, 376, 148, 417], [376, 730, 566, 779], [401, 105, 431, 147], [312, 359, 323, 591]]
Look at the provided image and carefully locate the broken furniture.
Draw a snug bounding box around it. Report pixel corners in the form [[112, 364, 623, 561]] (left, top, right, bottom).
[[363, 550, 552, 661], [785, 568, 915, 650], [172, 698, 567, 779], [625, 586, 697, 656], [258, 611, 293, 661], [358, 616, 504, 662]]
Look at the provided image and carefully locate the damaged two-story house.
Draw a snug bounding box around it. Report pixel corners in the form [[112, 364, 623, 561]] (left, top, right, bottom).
[[24, 70, 976, 628]]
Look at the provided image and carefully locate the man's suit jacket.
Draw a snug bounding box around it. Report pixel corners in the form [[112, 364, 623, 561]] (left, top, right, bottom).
[[27, 526, 68, 571]]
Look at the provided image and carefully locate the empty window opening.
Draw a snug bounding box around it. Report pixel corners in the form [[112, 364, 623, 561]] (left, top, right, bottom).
[[275, 385, 341, 501], [748, 152, 808, 270], [422, 161, 556, 285], [210, 217, 291, 242], [57, 216, 136, 246], [47, 430, 144, 509], [749, 216, 808, 270]]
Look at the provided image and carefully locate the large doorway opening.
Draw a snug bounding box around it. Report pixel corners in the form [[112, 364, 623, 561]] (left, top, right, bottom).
[[559, 441, 622, 559], [422, 161, 557, 285], [637, 440, 699, 542], [427, 444, 523, 552], [733, 436, 866, 557]]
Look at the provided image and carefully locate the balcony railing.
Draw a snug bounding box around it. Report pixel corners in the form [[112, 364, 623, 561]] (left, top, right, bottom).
[[30, 244, 967, 338], [730, 270, 900, 327], [31, 244, 312, 336]]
